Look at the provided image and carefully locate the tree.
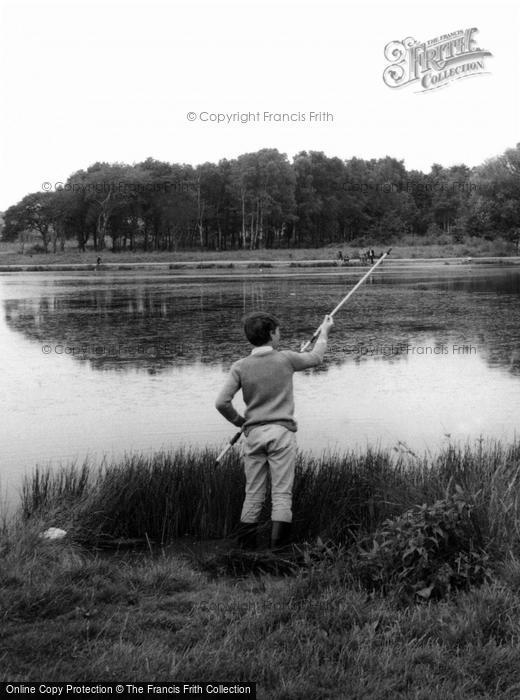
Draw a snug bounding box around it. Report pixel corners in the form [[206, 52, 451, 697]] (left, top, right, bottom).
[[68, 162, 135, 250], [467, 144, 520, 241], [228, 149, 295, 249], [3, 192, 57, 252]]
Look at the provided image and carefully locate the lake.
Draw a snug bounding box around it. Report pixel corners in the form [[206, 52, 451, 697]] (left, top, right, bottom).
[[1, 264, 519, 501]]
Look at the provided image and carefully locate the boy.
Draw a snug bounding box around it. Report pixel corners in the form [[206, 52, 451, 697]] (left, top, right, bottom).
[[215, 311, 334, 550]]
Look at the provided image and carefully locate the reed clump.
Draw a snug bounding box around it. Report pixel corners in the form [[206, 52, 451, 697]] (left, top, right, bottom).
[[19, 441, 520, 556]]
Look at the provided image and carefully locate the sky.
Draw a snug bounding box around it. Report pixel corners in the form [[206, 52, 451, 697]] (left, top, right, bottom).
[[0, 0, 518, 211]]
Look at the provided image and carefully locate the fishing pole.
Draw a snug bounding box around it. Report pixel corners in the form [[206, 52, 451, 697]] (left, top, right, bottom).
[[300, 247, 392, 351], [214, 247, 392, 465]]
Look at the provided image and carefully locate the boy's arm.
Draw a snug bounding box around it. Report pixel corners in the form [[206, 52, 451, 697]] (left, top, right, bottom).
[[284, 315, 334, 371], [284, 335, 327, 370], [215, 364, 246, 427]]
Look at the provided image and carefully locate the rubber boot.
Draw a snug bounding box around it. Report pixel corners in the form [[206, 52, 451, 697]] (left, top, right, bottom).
[[270, 521, 292, 552], [235, 522, 258, 551]]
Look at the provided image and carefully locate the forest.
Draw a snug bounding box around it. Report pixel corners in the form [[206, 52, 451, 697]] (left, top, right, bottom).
[[2, 143, 520, 252]]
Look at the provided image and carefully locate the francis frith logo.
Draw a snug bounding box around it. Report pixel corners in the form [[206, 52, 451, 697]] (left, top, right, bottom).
[[383, 28, 492, 92]]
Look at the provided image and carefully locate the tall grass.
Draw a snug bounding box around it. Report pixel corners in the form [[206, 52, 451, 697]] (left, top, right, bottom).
[[19, 441, 520, 552], [4, 441, 520, 692]]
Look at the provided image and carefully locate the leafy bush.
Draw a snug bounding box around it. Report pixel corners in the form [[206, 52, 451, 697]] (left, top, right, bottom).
[[352, 487, 492, 601]]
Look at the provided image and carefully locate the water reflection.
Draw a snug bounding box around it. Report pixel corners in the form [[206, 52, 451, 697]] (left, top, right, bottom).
[[3, 269, 520, 375]]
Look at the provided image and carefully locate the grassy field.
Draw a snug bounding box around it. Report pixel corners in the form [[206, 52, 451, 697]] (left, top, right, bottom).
[[2, 442, 520, 696], [0, 235, 518, 266]]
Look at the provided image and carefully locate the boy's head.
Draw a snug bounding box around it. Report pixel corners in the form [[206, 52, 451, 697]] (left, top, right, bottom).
[[243, 312, 281, 347]]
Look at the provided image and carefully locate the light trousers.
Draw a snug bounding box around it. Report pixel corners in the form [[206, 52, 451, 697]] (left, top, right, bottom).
[[240, 423, 297, 524]]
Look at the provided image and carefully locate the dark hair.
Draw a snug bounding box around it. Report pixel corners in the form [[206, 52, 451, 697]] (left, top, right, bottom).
[[243, 312, 280, 346]]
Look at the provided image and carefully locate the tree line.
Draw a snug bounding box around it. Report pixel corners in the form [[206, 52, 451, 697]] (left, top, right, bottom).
[[2, 144, 520, 252]]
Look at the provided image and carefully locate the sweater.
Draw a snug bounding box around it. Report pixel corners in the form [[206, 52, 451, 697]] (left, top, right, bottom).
[[215, 337, 328, 434]]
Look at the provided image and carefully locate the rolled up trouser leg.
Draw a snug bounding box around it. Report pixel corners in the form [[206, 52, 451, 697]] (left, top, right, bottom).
[[267, 426, 297, 523], [240, 426, 269, 524]]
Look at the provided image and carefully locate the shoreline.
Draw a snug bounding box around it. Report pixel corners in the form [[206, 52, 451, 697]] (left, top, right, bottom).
[[1, 255, 520, 273]]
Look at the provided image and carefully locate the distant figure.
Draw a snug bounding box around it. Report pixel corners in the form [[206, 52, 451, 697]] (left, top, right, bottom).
[[336, 250, 350, 266], [358, 250, 366, 264], [96, 257, 102, 267], [369, 249, 375, 264]]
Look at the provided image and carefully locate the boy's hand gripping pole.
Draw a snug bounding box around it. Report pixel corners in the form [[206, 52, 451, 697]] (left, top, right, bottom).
[[215, 248, 391, 465]]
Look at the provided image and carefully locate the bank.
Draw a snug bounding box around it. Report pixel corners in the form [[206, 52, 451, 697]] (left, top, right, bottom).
[[2, 442, 520, 695], [1, 255, 520, 274]]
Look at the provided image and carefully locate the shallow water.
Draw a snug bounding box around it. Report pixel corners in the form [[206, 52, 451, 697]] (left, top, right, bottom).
[[1, 265, 519, 500]]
